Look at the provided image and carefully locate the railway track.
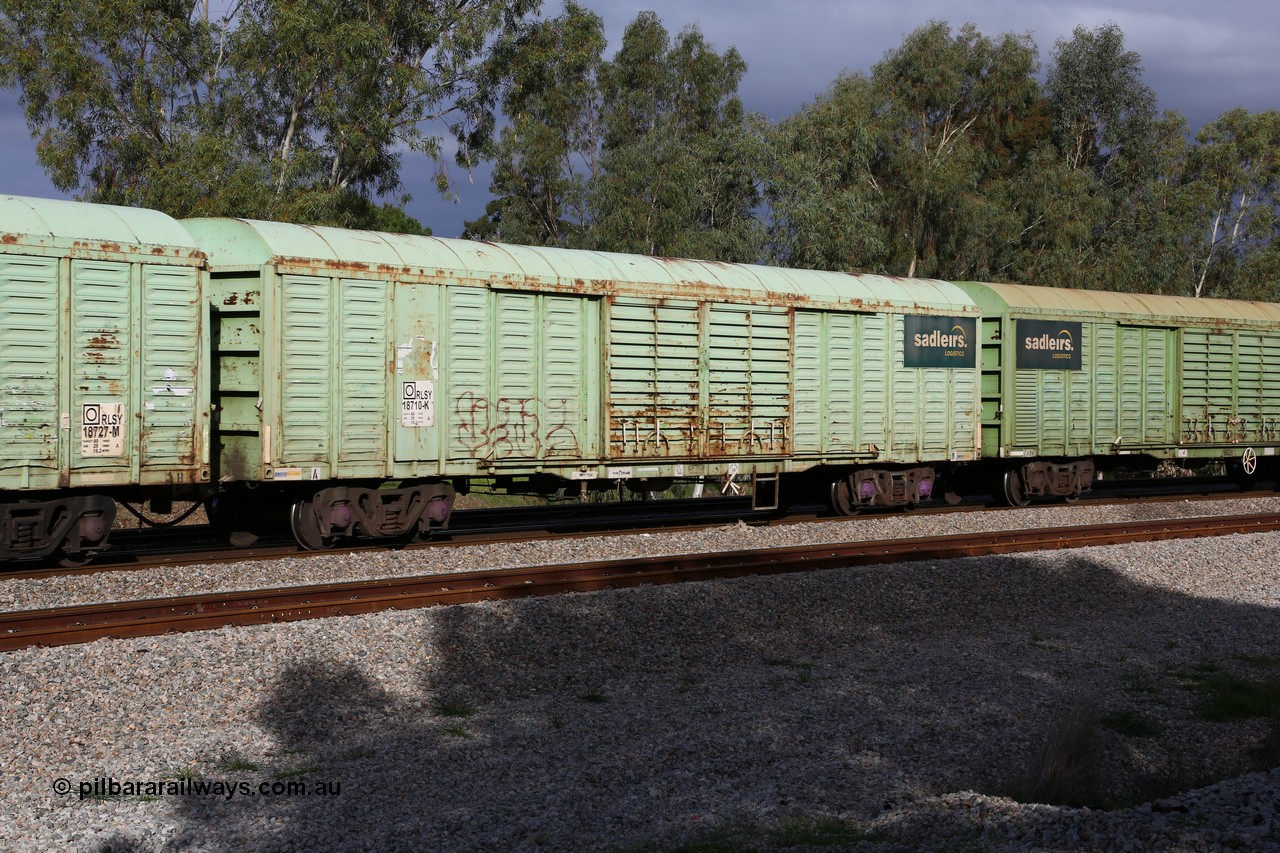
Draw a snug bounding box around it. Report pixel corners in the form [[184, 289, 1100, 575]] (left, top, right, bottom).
[[4, 475, 1271, 580], [4, 511, 1278, 652]]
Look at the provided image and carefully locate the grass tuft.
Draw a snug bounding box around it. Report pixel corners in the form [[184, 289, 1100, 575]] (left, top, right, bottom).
[[1100, 708, 1162, 738], [1013, 700, 1098, 806], [433, 700, 476, 718], [441, 723, 474, 740], [215, 755, 260, 773], [1192, 674, 1280, 722]]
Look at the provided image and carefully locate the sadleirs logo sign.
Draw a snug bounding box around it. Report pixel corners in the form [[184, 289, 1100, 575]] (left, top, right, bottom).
[[1016, 319, 1082, 370], [903, 315, 977, 368]]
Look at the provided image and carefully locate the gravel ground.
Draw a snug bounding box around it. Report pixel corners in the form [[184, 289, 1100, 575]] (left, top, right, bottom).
[[2, 499, 1280, 851]]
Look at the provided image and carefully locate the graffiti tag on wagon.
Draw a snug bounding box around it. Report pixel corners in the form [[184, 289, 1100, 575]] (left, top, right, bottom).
[[81, 402, 125, 457], [452, 392, 581, 458], [402, 380, 435, 427]]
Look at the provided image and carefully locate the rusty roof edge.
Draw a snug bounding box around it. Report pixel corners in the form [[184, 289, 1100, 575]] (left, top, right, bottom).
[[0, 232, 206, 264], [187, 218, 979, 312], [962, 280, 1280, 325], [1, 193, 200, 249]]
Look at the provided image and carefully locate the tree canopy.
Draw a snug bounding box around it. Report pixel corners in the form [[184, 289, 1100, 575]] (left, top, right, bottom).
[[2, 6, 1278, 298], [0, 0, 542, 230], [465, 7, 764, 261]]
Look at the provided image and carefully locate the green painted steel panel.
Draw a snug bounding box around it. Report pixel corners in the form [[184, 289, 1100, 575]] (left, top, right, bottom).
[[889, 314, 978, 461], [1011, 322, 1172, 454], [858, 315, 890, 453], [1266, 335, 1280, 442], [393, 281, 441, 467], [338, 279, 389, 464], [0, 255, 59, 483], [1180, 328, 1280, 443], [437, 286, 599, 465], [446, 285, 489, 461], [1092, 325, 1119, 448], [495, 291, 541, 459], [706, 305, 791, 455], [543, 295, 597, 458], [793, 311, 857, 454], [1117, 327, 1173, 444], [1012, 321, 1095, 455], [280, 274, 331, 465], [141, 265, 201, 467], [608, 299, 701, 458], [70, 259, 132, 473]]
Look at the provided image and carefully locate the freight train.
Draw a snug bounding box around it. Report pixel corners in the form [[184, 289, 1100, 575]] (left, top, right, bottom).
[[2, 194, 1278, 564]]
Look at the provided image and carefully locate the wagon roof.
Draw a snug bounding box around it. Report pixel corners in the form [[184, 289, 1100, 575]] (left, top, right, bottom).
[[957, 280, 1280, 326], [181, 217, 978, 314], [0, 194, 200, 253]]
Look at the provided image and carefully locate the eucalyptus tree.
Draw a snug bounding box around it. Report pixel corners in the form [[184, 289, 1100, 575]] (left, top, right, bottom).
[[587, 11, 765, 261], [1185, 108, 1280, 298], [1044, 22, 1157, 188], [764, 73, 883, 271], [866, 21, 1040, 279], [464, 8, 763, 259], [0, 0, 541, 228], [462, 1, 605, 246]]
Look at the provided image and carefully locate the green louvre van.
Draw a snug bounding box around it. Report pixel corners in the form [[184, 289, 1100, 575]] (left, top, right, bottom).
[[0, 195, 210, 563], [955, 281, 1280, 504], [182, 218, 981, 545]]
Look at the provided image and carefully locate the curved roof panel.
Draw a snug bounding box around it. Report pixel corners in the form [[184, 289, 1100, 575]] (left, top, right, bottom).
[[960, 281, 1280, 325], [0, 194, 198, 250], [181, 218, 978, 314]]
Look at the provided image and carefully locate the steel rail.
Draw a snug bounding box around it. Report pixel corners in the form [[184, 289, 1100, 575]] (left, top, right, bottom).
[[3, 512, 1279, 652], [6, 479, 1271, 581]]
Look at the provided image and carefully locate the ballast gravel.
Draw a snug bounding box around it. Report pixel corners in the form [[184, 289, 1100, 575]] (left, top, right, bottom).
[[1, 498, 1279, 851]]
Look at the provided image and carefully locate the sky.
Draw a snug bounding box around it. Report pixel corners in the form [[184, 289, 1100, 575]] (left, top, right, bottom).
[[2, 0, 1277, 237]]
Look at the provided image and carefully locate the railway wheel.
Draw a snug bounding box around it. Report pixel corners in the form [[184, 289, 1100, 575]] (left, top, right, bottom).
[[830, 478, 859, 516], [1002, 470, 1031, 507], [290, 499, 337, 550]]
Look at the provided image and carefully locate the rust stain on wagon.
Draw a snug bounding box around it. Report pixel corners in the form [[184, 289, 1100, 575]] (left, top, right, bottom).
[[87, 332, 120, 349], [1, 234, 17, 244], [223, 290, 260, 306]]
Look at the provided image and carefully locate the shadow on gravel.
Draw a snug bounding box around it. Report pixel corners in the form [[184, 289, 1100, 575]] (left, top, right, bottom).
[[132, 539, 1280, 851]]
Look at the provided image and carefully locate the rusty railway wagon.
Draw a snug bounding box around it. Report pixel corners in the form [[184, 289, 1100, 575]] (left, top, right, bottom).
[[2, 192, 1279, 563], [181, 218, 981, 548], [0, 196, 211, 564], [954, 281, 1280, 504]]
